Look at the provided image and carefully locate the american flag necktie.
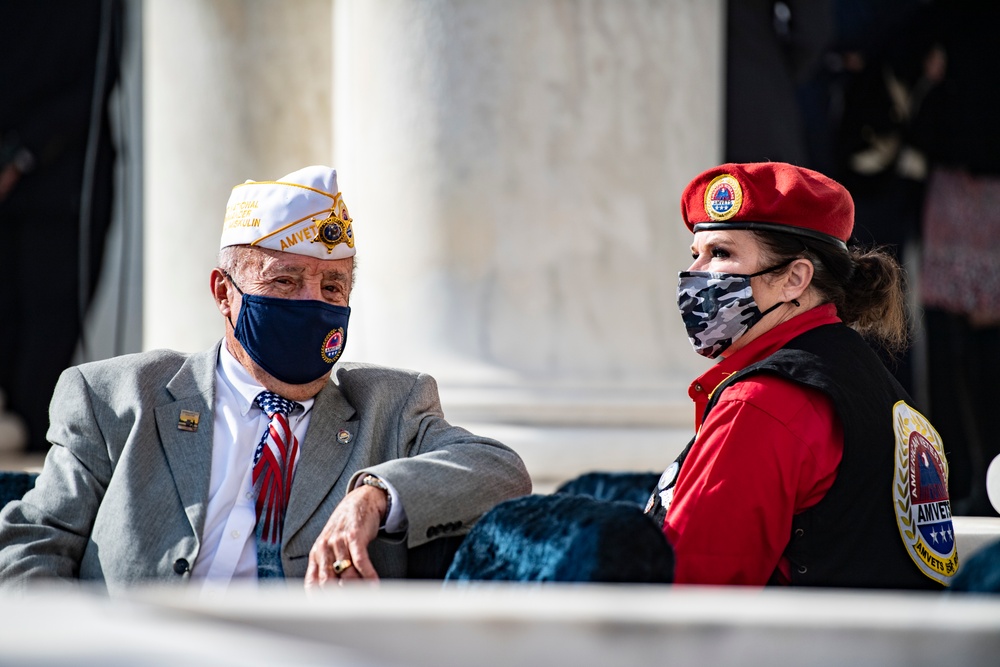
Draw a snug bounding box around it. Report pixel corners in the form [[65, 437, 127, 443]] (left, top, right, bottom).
[[253, 391, 301, 579]]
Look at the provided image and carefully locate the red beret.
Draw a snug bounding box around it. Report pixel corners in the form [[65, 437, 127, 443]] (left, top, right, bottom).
[[680, 162, 854, 250]]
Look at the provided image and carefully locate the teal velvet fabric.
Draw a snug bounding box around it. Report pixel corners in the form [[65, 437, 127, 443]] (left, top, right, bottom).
[[444, 493, 674, 583], [555, 471, 661, 506], [0, 471, 38, 508]]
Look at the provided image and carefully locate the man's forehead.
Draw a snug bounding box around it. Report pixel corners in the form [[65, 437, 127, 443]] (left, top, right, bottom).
[[253, 248, 353, 276]]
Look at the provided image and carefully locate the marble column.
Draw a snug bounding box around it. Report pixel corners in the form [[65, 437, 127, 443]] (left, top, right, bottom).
[[334, 0, 724, 486], [143, 0, 334, 352]]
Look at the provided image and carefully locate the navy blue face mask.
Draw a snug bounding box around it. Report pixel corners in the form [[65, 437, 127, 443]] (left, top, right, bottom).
[[225, 273, 350, 385]]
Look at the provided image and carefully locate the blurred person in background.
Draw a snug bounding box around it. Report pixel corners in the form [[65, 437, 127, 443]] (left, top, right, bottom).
[[0, 0, 123, 454], [725, 0, 834, 167], [910, 0, 1000, 517]]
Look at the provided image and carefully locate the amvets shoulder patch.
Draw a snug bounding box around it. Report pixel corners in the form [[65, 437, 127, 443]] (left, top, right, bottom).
[[892, 401, 958, 585]]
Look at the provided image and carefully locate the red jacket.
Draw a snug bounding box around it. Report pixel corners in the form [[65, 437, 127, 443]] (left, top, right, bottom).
[[665, 304, 844, 585]]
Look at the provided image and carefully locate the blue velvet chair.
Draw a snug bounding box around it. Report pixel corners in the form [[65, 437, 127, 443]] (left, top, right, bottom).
[[445, 491, 674, 583], [0, 471, 38, 508], [554, 470, 661, 506]]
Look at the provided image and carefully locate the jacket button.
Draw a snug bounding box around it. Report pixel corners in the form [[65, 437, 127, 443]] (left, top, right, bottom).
[[694, 383, 703, 392], [794, 528, 804, 538], [173, 558, 190, 575], [797, 565, 808, 575]]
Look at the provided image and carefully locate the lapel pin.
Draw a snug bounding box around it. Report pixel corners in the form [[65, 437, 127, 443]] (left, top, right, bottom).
[[178, 410, 200, 432], [337, 429, 352, 444]]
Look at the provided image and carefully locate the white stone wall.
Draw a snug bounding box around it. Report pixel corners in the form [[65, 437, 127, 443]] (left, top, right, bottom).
[[332, 0, 722, 484], [143, 0, 334, 352], [336, 0, 721, 386]]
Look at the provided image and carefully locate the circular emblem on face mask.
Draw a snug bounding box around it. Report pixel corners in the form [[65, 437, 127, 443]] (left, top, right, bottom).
[[321, 328, 345, 364], [704, 174, 743, 221]]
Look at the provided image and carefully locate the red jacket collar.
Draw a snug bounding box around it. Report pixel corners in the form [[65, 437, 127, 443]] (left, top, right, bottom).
[[689, 303, 841, 430]]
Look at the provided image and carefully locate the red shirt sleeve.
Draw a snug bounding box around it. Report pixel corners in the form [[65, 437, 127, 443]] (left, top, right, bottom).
[[664, 375, 842, 586]]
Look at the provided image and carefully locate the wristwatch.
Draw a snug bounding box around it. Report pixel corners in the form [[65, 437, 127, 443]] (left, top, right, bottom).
[[360, 474, 391, 521]]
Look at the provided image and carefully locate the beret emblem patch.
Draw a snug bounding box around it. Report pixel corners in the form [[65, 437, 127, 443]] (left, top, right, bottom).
[[704, 174, 743, 221]]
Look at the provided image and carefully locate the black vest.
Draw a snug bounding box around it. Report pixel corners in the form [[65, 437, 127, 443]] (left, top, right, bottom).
[[648, 324, 954, 590]]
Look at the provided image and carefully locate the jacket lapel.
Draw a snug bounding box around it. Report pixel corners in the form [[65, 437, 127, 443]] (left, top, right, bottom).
[[283, 379, 358, 544], [154, 342, 220, 540]]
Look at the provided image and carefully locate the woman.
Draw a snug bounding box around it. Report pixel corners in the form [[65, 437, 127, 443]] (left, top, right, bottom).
[[645, 162, 957, 589]]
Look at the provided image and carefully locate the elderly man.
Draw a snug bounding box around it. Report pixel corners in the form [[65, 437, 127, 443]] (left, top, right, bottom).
[[0, 166, 531, 592]]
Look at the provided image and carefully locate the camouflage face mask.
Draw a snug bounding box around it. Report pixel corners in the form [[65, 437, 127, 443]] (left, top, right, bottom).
[[676, 261, 791, 359]]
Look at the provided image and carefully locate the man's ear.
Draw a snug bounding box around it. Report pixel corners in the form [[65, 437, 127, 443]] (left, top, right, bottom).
[[782, 258, 815, 302], [210, 268, 235, 318]]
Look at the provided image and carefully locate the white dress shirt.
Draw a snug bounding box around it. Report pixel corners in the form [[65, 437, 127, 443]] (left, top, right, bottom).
[[191, 345, 405, 590], [191, 345, 315, 587]]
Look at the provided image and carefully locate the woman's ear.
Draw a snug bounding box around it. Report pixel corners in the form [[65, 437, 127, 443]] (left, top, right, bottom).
[[782, 258, 815, 302]]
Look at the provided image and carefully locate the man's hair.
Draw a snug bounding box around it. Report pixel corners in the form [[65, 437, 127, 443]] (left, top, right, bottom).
[[217, 245, 263, 286]]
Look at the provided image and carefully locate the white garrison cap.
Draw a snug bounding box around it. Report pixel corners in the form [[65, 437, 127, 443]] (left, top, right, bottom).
[[220, 165, 355, 260]]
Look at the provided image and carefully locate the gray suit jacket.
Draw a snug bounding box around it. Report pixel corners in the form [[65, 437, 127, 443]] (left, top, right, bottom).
[[0, 343, 530, 592]]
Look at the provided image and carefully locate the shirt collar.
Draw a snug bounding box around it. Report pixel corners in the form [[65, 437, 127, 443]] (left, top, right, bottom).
[[217, 343, 316, 418]]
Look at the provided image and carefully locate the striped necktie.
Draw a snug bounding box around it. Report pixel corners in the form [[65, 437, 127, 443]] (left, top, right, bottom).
[[253, 391, 301, 579]]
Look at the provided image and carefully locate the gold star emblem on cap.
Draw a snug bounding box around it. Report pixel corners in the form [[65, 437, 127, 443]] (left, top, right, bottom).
[[311, 197, 354, 254]]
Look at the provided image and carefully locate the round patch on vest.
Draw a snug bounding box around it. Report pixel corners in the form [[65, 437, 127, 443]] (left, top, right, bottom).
[[645, 461, 680, 517], [704, 174, 743, 221], [657, 462, 679, 491], [321, 328, 345, 364], [892, 401, 958, 585]]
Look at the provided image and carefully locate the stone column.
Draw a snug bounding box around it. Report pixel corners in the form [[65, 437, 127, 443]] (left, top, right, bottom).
[[333, 0, 724, 487], [143, 0, 334, 352]]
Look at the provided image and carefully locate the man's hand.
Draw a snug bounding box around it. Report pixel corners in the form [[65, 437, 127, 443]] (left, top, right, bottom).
[[305, 484, 388, 587]]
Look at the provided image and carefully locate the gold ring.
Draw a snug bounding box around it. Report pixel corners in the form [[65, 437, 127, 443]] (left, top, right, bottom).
[[332, 558, 352, 575]]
